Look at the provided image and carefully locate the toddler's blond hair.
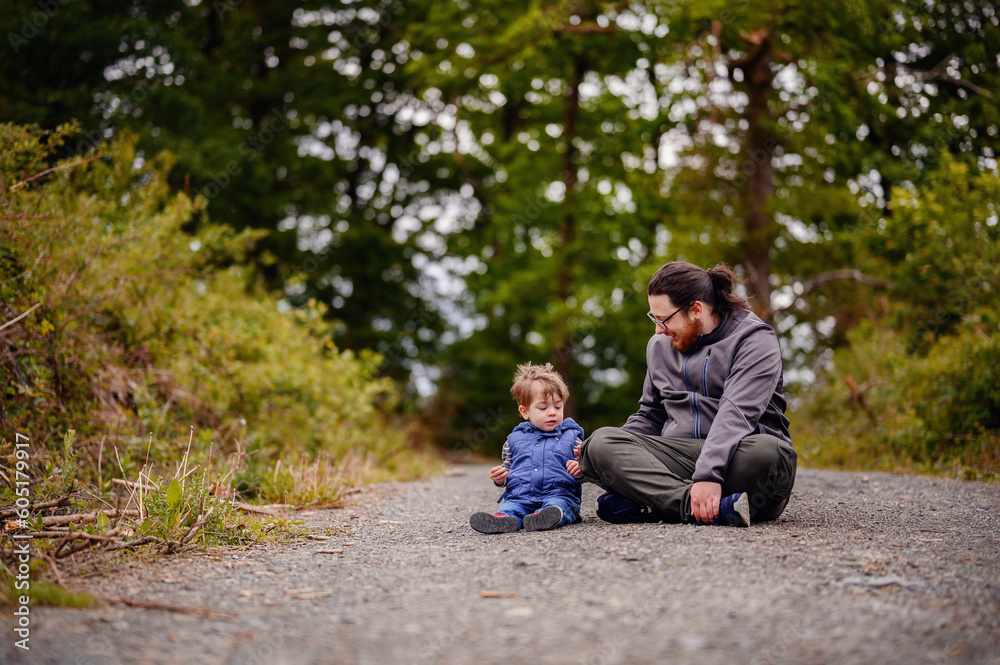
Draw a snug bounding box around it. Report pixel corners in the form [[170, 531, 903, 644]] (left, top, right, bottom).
[[510, 362, 569, 407]]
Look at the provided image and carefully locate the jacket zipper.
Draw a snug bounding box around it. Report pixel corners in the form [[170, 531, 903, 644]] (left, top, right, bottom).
[[692, 392, 701, 439], [684, 354, 704, 439], [702, 352, 711, 397]]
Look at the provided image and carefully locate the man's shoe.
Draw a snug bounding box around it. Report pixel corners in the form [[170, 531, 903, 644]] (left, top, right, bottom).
[[523, 506, 563, 532], [717, 492, 751, 527], [595, 493, 663, 524], [470, 512, 520, 534]]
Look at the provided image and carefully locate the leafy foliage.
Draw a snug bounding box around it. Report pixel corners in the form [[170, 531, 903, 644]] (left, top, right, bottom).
[[795, 323, 999, 479], [0, 123, 433, 515], [792, 161, 1000, 477], [140, 471, 250, 547], [857, 157, 1000, 347]]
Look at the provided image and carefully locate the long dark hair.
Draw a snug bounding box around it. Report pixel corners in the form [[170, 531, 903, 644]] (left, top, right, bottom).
[[647, 262, 748, 316]]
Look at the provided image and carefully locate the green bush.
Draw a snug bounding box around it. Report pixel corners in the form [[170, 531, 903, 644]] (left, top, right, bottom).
[[794, 321, 999, 478], [792, 157, 1000, 479], [0, 122, 435, 510]]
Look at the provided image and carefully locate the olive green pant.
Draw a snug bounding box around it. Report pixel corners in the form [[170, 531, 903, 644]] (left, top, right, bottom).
[[578, 427, 798, 523]]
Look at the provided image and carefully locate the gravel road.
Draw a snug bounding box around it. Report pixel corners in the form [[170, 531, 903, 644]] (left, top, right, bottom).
[[5, 466, 999, 665]]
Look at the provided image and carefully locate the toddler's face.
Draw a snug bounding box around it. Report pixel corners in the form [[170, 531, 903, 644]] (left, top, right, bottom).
[[518, 388, 564, 432]]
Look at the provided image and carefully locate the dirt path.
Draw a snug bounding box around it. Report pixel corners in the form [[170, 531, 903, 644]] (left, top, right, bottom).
[[5, 466, 999, 665]]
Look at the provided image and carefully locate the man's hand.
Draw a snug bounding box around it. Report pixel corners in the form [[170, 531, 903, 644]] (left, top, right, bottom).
[[489, 465, 509, 485], [690, 481, 722, 524], [566, 459, 582, 478]]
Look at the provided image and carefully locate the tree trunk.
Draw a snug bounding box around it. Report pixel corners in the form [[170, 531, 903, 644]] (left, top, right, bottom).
[[735, 36, 776, 325], [553, 57, 586, 418]]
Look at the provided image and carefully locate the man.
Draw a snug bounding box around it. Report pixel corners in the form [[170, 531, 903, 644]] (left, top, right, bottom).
[[577, 261, 797, 527]]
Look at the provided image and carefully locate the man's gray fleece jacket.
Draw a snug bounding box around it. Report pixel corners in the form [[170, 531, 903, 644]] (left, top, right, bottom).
[[623, 308, 792, 485]]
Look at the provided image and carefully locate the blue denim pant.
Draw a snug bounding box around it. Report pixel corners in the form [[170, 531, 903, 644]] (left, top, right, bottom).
[[497, 496, 581, 529]]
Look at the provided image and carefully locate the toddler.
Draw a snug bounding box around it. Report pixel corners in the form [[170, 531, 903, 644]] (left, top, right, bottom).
[[469, 362, 584, 533]]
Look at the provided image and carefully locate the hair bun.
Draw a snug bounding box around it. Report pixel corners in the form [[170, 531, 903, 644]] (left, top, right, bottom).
[[708, 264, 732, 283]]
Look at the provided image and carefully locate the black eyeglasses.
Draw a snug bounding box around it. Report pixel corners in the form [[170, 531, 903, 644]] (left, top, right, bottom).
[[647, 305, 686, 328]]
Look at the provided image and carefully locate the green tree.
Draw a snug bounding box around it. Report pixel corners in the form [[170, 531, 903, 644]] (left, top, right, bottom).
[[400, 1, 685, 448], [1, 0, 449, 387], [641, 0, 998, 385]]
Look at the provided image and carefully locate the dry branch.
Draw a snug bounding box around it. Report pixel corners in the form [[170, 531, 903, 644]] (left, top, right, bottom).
[[231, 501, 295, 515], [54, 528, 121, 559], [38, 553, 64, 587], [33, 531, 121, 540], [41, 509, 140, 528], [105, 536, 164, 552], [160, 508, 215, 554], [180, 508, 213, 545], [844, 374, 878, 426], [0, 302, 43, 333], [112, 597, 236, 620], [8, 155, 106, 191], [774, 269, 894, 314], [0, 496, 70, 519], [801, 269, 893, 292]]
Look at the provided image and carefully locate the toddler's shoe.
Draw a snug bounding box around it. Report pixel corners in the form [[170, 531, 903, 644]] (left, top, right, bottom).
[[470, 512, 520, 534], [522, 506, 563, 532], [595, 493, 663, 524]]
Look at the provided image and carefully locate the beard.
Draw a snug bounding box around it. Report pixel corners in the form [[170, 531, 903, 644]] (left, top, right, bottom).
[[669, 320, 702, 353]]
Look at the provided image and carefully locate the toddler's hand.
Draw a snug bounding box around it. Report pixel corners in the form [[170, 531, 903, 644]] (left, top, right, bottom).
[[489, 465, 508, 485], [566, 459, 582, 478]]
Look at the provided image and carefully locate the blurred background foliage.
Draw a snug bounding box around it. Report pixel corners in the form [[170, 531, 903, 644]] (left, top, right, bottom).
[[1, 0, 998, 485]]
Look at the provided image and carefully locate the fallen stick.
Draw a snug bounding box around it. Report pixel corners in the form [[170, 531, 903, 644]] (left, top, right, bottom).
[[231, 501, 295, 515], [41, 509, 140, 528], [0, 497, 71, 519], [38, 553, 64, 588], [105, 535, 164, 552], [112, 597, 236, 620], [301, 502, 343, 511], [35, 530, 121, 541], [180, 508, 214, 545], [54, 528, 120, 559], [161, 508, 216, 554]]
